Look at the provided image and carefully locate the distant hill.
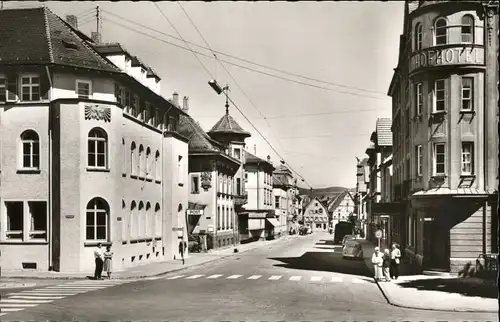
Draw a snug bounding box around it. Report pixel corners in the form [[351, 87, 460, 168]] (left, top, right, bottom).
[[298, 186, 353, 196]]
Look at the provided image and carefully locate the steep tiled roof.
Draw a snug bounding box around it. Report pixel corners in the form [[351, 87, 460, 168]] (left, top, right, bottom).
[[376, 118, 392, 146], [209, 113, 251, 137], [0, 7, 119, 72], [328, 191, 348, 213], [245, 151, 274, 169], [178, 114, 222, 153]]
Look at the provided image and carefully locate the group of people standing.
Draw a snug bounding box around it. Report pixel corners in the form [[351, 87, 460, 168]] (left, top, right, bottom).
[[94, 243, 114, 280], [371, 243, 401, 282]]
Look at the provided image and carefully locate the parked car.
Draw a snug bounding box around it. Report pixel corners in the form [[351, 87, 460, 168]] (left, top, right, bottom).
[[342, 234, 355, 247], [342, 240, 363, 259]]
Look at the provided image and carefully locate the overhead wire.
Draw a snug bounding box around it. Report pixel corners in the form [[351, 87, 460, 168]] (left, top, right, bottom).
[[100, 10, 389, 100], [74, 7, 94, 17], [153, 3, 313, 189]]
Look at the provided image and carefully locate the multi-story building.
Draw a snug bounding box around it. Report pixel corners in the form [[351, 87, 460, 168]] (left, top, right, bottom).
[[178, 102, 241, 250], [388, 0, 499, 273], [0, 8, 189, 272], [355, 157, 370, 236], [365, 118, 393, 245], [302, 197, 329, 231], [272, 164, 295, 236], [240, 151, 275, 241]]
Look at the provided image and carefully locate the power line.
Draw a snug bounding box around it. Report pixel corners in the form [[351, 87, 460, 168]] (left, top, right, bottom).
[[264, 108, 384, 120], [74, 7, 94, 17], [278, 133, 372, 140], [176, 2, 312, 189], [100, 10, 389, 99], [152, 3, 313, 189]]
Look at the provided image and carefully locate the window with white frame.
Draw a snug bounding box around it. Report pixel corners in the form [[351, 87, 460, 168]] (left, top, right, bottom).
[[138, 201, 144, 238], [28, 201, 47, 240], [0, 77, 6, 102], [20, 130, 40, 169], [416, 83, 423, 115], [76, 80, 92, 99], [155, 150, 161, 181], [461, 15, 474, 43], [415, 23, 423, 51], [145, 147, 152, 178], [145, 202, 152, 237], [87, 128, 107, 169], [5, 201, 23, 240], [461, 142, 474, 175], [434, 79, 446, 112], [130, 201, 137, 239], [434, 17, 448, 45], [138, 145, 144, 177], [130, 142, 137, 175], [416, 145, 423, 176], [191, 175, 200, 194], [154, 203, 161, 237], [461, 77, 473, 111], [86, 198, 109, 241], [433, 143, 446, 175], [275, 196, 280, 208], [234, 148, 241, 160], [20, 75, 40, 101]]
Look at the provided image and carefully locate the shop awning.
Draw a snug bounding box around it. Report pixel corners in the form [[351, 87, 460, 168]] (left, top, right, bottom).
[[266, 218, 280, 227]]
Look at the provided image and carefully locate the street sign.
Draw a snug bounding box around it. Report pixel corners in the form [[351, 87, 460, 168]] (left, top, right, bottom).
[[375, 229, 383, 239]]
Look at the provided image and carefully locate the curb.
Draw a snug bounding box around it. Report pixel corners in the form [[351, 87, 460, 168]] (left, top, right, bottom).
[[0, 235, 293, 281]]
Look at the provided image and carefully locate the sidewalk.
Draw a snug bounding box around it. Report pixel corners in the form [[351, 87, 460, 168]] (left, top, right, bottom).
[[1, 235, 296, 281], [359, 239, 498, 313]]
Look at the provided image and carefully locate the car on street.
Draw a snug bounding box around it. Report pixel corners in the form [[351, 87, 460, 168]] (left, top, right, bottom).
[[342, 234, 355, 247], [342, 240, 363, 259]]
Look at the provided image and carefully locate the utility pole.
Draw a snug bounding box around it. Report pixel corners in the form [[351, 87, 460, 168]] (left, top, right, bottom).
[[96, 6, 101, 44]]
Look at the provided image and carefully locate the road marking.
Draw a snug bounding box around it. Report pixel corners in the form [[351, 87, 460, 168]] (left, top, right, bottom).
[[352, 278, 366, 284], [9, 292, 78, 296], [289, 276, 302, 281], [310, 276, 323, 282], [1, 299, 53, 304], [247, 275, 262, 280], [226, 275, 242, 279], [0, 303, 39, 307], [330, 277, 343, 282], [0, 308, 25, 312], [8, 295, 65, 300], [207, 274, 223, 279], [185, 274, 204, 279], [166, 275, 185, 280], [44, 286, 108, 289], [269, 275, 282, 280]]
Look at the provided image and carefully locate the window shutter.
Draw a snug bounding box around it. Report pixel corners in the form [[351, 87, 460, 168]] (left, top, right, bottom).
[[6, 75, 18, 102]]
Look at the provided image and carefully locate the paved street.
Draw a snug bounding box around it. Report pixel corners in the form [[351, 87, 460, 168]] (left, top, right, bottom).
[[1, 233, 496, 321]]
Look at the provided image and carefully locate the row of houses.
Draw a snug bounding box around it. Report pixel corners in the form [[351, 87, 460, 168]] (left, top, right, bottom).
[[356, 0, 499, 274], [0, 7, 307, 273]]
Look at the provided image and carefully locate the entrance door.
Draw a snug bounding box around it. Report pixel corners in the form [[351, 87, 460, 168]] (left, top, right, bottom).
[[423, 219, 449, 271]]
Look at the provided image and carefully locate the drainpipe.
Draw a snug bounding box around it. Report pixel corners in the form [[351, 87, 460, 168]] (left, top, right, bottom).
[[45, 66, 53, 271]]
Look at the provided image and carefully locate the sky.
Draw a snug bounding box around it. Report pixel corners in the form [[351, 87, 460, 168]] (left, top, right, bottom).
[[6, 1, 404, 189]]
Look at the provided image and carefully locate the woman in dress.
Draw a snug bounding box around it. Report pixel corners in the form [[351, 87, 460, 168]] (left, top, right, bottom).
[[382, 249, 392, 282], [103, 245, 113, 279]]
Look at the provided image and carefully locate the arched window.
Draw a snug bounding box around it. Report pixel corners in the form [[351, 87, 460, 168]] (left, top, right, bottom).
[[20, 130, 40, 169], [461, 15, 474, 43], [434, 17, 448, 45], [138, 201, 144, 237], [415, 23, 423, 51], [121, 200, 127, 242], [155, 203, 161, 237], [130, 142, 137, 175], [146, 147, 151, 178], [217, 206, 221, 230], [130, 201, 137, 239], [145, 202, 151, 237], [88, 128, 108, 168], [138, 145, 144, 177], [86, 197, 109, 241], [155, 151, 161, 181], [122, 138, 126, 175]]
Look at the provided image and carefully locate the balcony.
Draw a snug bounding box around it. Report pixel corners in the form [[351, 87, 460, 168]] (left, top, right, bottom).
[[234, 192, 248, 207]]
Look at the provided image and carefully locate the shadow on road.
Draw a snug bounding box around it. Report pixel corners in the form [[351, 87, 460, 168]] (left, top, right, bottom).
[[396, 277, 498, 299], [269, 251, 374, 281]]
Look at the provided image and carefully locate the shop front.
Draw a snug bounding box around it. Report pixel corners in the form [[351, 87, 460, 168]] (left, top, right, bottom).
[[371, 202, 405, 251]]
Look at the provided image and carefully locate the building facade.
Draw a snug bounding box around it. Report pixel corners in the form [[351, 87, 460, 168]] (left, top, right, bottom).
[[0, 8, 189, 272], [302, 198, 329, 231], [272, 165, 295, 236], [240, 151, 276, 241], [388, 0, 499, 272]]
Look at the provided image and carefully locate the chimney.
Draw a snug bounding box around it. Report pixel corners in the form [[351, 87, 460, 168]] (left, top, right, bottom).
[[182, 96, 189, 112], [91, 32, 101, 44], [66, 15, 78, 29], [254, 144, 257, 155], [172, 92, 179, 107]]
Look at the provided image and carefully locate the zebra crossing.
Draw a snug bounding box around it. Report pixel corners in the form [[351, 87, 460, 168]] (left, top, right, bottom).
[[0, 279, 130, 317], [148, 273, 371, 284]]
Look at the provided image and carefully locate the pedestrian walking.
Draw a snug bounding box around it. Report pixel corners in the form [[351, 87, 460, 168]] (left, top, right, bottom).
[[390, 243, 401, 280], [382, 248, 392, 282], [178, 240, 185, 265], [93, 243, 104, 280], [103, 245, 114, 280], [371, 246, 383, 281]]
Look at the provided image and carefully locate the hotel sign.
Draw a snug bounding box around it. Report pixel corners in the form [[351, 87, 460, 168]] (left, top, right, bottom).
[[187, 209, 204, 216], [409, 46, 484, 73]]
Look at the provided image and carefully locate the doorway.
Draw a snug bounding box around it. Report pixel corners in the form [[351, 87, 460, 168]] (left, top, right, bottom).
[[423, 217, 450, 271]]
